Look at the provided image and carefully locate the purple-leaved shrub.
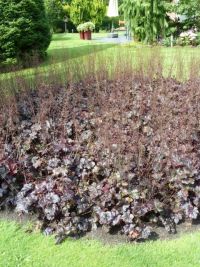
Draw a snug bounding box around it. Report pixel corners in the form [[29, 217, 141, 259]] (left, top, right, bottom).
[[1, 74, 200, 243]]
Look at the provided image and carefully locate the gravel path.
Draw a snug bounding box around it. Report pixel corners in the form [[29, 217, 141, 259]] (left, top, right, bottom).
[[95, 35, 132, 44]]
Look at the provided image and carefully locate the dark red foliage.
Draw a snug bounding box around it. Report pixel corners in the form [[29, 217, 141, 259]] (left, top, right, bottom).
[[1, 76, 200, 242]]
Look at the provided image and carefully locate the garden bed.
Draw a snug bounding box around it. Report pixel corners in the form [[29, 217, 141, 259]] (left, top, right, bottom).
[[1, 75, 200, 244]]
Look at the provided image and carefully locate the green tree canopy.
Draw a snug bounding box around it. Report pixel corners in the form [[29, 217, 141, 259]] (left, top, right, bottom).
[[70, 0, 106, 27], [0, 0, 51, 65], [174, 0, 200, 31], [122, 0, 169, 43], [45, 0, 65, 32]]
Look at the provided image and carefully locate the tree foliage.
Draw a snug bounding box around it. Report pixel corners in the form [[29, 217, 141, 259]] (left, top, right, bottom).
[[0, 0, 51, 65], [122, 0, 169, 43], [70, 0, 106, 27], [174, 0, 200, 31], [45, 0, 65, 32]]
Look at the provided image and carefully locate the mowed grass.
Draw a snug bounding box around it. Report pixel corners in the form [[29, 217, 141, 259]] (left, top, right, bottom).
[[29, 33, 200, 78], [45, 33, 200, 81], [1, 33, 200, 83], [0, 220, 200, 267], [46, 33, 117, 65]]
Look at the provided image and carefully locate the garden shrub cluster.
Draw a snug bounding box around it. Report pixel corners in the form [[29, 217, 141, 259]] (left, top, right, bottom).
[[1, 76, 200, 243], [162, 31, 200, 47]]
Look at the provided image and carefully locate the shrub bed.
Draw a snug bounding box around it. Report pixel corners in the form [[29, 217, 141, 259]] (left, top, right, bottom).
[[1, 76, 200, 243]]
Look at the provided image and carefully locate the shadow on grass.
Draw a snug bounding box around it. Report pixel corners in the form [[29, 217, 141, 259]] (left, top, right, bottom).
[[45, 43, 117, 66], [0, 43, 116, 77], [51, 35, 73, 42]]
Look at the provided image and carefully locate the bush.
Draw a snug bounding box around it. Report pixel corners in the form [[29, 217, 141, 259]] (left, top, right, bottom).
[[1, 74, 200, 243], [0, 0, 51, 65], [162, 37, 176, 47], [177, 30, 198, 46]]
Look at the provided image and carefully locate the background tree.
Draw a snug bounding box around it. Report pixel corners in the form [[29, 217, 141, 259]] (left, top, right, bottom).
[[70, 0, 106, 29], [45, 0, 65, 32], [62, 0, 72, 4], [0, 0, 51, 65], [45, 0, 76, 33], [122, 0, 169, 43], [174, 0, 200, 31]]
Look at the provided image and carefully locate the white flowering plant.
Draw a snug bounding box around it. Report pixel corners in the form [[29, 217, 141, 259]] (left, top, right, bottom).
[[77, 24, 84, 32], [178, 30, 198, 46], [82, 22, 95, 32]]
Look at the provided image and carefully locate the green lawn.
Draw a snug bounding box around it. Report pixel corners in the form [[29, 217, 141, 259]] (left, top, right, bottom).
[[25, 33, 200, 78], [1, 33, 200, 83], [31, 32, 200, 77], [0, 33, 117, 88], [46, 33, 117, 65], [0, 220, 200, 267]]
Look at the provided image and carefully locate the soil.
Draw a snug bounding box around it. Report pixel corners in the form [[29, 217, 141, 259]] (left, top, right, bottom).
[[85, 222, 200, 245], [1, 210, 200, 245]]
